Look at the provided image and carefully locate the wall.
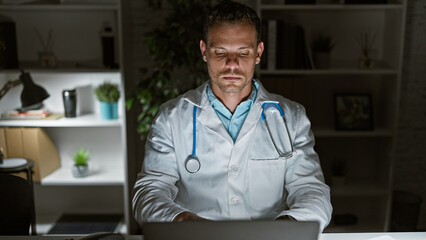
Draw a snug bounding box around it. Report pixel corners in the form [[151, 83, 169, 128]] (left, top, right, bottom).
[[394, 0, 426, 230]]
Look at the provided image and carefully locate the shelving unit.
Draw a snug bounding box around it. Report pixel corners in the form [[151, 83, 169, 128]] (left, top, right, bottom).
[[0, 1, 129, 234], [257, 0, 406, 232]]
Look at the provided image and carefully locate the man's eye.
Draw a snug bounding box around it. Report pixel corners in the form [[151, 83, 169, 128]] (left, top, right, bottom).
[[239, 52, 249, 57], [215, 51, 225, 56]]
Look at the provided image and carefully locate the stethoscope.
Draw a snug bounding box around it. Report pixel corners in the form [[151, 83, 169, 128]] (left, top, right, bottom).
[[185, 102, 294, 174]]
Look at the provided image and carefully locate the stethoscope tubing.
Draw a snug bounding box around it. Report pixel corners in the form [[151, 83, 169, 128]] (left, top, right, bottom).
[[185, 102, 294, 173], [192, 105, 197, 157]]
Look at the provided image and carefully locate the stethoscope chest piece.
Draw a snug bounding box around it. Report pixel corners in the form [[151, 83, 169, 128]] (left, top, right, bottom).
[[185, 155, 200, 173]]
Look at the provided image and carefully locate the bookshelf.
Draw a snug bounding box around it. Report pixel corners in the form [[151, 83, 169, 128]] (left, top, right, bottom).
[[0, 1, 129, 234], [256, 0, 407, 232]]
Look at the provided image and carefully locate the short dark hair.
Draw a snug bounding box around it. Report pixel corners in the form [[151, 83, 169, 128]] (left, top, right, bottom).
[[203, 1, 261, 43]]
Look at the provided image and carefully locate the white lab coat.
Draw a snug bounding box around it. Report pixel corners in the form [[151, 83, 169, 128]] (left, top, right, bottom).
[[133, 80, 332, 230]]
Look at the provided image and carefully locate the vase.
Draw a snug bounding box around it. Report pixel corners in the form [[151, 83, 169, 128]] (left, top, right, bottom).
[[38, 51, 57, 68], [72, 165, 89, 178], [314, 51, 331, 69], [99, 101, 118, 120], [359, 56, 374, 69]]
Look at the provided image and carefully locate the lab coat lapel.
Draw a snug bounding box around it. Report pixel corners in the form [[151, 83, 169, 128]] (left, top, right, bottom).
[[236, 102, 262, 142], [197, 99, 234, 144], [236, 81, 279, 142], [184, 82, 233, 144]]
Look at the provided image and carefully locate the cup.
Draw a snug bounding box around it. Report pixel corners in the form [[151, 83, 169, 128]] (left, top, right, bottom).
[[62, 89, 77, 118]]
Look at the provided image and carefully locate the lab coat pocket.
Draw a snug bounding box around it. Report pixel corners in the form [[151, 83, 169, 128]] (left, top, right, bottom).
[[247, 157, 287, 212]]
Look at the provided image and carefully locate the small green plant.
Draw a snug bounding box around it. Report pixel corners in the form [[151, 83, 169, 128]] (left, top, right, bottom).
[[94, 82, 120, 103], [73, 148, 90, 166], [312, 34, 336, 52]]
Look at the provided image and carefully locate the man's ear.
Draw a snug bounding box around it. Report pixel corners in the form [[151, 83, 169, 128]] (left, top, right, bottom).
[[200, 40, 207, 62], [256, 41, 264, 64]]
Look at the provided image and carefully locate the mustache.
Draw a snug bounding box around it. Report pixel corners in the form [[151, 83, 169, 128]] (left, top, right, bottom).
[[220, 69, 244, 76]]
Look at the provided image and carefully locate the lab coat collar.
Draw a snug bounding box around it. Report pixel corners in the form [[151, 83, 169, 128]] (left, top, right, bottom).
[[183, 79, 278, 107], [183, 79, 280, 144]]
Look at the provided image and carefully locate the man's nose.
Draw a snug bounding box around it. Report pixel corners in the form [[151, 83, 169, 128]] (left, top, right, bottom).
[[226, 54, 239, 70]]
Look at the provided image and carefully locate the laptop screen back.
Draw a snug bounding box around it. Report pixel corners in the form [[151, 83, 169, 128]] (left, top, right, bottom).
[[143, 220, 319, 240]]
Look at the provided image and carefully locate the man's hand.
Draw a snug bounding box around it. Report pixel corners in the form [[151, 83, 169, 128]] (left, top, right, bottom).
[[172, 211, 209, 222]]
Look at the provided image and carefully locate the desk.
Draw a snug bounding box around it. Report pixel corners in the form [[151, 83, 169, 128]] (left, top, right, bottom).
[[0, 232, 425, 240]]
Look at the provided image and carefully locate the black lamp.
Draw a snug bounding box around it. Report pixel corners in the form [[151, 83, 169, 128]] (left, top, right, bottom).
[[0, 70, 49, 111]]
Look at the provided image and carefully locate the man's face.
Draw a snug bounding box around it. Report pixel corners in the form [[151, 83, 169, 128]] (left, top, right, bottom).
[[200, 22, 264, 97]]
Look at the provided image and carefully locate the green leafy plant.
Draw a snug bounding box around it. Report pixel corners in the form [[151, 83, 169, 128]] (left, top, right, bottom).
[[312, 34, 336, 52], [73, 148, 90, 166], [94, 82, 120, 102], [126, 0, 218, 139]]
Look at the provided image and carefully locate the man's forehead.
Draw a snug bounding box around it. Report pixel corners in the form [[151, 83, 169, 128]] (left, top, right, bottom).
[[206, 23, 257, 48]]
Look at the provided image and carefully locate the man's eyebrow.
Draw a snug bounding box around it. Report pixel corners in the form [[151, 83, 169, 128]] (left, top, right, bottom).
[[208, 46, 253, 50]]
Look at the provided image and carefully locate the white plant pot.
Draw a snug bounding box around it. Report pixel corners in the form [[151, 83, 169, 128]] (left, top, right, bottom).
[[72, 164, 89, 178]]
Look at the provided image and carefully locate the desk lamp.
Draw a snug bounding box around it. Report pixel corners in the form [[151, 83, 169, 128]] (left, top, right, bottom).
[[0, 71, 49, 169], [0, 70, 50, 111]]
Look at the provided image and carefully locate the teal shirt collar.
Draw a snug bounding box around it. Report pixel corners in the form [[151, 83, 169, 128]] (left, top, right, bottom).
[[206, 79, 259, 142]]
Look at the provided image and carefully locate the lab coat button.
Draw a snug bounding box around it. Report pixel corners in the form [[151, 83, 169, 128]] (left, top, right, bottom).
[[230, 197, 239, 204], [230, 165, 239, 172]]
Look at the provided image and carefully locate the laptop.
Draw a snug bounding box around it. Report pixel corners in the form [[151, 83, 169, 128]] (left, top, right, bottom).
[[142, 220, 320, 240]]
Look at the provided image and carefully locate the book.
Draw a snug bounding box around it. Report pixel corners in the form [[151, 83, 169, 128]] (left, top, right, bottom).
[[1, 109, 50, 119], [276, 21, 296, 69]]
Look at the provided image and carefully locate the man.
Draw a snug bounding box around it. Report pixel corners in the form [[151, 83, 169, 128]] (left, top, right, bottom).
[[133, 1, 332, 231]]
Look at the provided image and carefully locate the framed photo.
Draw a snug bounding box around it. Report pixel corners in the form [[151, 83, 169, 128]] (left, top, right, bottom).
[[334, 93, 373, 131]]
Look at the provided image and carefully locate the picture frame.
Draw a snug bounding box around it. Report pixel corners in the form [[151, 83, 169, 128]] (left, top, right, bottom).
[[334, 93, 373, 131]]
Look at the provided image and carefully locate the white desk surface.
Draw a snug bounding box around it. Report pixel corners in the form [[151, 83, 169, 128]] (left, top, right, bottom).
[[0, 232, 425, 240]]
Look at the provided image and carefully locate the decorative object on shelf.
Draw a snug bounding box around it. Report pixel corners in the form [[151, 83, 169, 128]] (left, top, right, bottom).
[[331, 158, 347, 186], [94, 82, 120, 120], [100, 22, 117, 69], [0, 14, 19, 69], [62, 89, 77, 118], [311, 34, 335, 69], [334, 93, 373, 131], [72, 148, 90, 178], [0, 70, 50, 111], [356, 31, 376, 69], [35, 28, 57, 68], [127, 0, 211, 139]]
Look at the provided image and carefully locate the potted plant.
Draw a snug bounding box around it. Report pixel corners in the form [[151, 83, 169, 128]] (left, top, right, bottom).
[[126, 0, 212, 139], [311, 34, 336, 69], [94, 82, 120, 120], [72, 148, 90, 178]]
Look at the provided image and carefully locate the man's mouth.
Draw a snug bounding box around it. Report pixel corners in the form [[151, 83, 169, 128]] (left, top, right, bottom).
[[222, 75, 242, 81]]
